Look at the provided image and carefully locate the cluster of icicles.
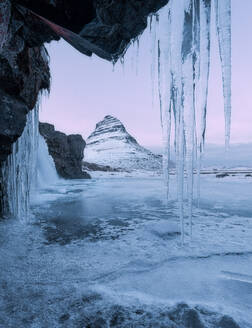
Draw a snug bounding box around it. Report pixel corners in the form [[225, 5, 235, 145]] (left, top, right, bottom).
[[151, 0, 231, 244]]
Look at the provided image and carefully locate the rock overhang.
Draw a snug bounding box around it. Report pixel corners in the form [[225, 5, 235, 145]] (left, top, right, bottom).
[[12, 0, 169, 61]]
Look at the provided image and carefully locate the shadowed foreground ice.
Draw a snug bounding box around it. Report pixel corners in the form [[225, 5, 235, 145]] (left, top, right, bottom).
[[0, 174, 252, 327]]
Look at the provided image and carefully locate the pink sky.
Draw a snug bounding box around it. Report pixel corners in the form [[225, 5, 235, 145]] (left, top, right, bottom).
[[40, 0, 252, 148]]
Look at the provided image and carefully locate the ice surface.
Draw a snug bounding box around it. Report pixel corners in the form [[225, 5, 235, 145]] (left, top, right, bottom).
[[1, 175, 252, 327]]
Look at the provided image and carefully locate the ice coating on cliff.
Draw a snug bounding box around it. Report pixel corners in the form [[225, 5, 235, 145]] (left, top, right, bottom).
[[1, 107, 39, 220], [1, 107, 59, 220]]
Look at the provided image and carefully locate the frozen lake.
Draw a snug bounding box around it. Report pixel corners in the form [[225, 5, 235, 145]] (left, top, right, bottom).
[[0, 174, 252, 327]]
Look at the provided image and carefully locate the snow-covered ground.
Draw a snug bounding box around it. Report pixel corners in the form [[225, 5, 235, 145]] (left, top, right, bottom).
[[0, 174, 252, 327]]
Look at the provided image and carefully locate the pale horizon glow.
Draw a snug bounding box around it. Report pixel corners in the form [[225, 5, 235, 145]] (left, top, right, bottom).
[[40, 0, 252, 148]]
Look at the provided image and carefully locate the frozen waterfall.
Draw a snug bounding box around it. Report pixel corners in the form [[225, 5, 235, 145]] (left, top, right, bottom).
[[154, 0, 231, 243], [1, 106, 59, 220], [1, 107, 39, 220], [37, 134, 59, 189]]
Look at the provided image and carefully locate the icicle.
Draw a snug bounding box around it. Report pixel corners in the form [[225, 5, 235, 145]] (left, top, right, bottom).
[[158, 0, 188, 243], [158, 8, 171, 201], [112, 60, 116, 72], [158, 40, 162, 125], [136, 37, 140, 75], [120, 55, 125, 75], [182, 1, 195, 241], [150, 14, 158, 107], [149, 15, 153, 33], [169, 1, 187, 217], [195, 0, 212, 204], [215, 0, 232, 150], [197, 0, 211, 152], [178, 108, 185, 245]]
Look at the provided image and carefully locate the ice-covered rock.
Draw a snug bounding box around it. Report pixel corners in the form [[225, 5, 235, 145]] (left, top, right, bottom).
[[85, 115, 169, 172]]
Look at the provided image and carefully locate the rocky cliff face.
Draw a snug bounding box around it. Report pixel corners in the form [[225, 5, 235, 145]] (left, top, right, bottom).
[[39, 123, 90, 179], [0, 6, 51, 165], [85, 115, 167, 172], [0, 0, 52, 214]]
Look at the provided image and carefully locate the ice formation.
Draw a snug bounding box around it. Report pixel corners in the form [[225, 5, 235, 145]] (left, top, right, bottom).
[[2, 107, 39, 220], [1, 107, 59, 220], [37, 134, 59, 189], [155, 0, 231, 243], [215, 0, 232, 150]]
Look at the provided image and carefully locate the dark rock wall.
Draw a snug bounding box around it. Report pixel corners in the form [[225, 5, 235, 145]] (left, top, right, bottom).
[[15, 0, 96, 33], [0, 0, 52, 215], [39, 123, 91, 179], [0, 2, 51, 164]]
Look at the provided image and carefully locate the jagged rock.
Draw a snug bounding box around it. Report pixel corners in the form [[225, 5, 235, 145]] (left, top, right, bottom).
[[0, 89, 28, 163], [82, 161, 120, 172], [216, 173, 229, 178], [0, 12, 51, 165], [39, 122, 91, 179], [217, 315, 241, 328], [85, 115, 172, 172]]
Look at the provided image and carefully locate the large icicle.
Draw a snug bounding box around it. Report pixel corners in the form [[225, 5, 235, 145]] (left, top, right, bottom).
[[196, 0, 211, 153], [150, 14, 158, 106], [215, 0, 232, 149], [156, 0, 231, 243], [195, 0, 212, 204], [158, 0, 190, 244], [158, 7, 172, 201]]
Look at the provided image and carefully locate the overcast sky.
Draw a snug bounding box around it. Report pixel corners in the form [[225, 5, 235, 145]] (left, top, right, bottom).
[[40, 0, 252, 149]]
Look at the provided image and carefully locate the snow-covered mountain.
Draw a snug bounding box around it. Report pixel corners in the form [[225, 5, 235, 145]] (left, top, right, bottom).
[[84, 115, 165, 171]]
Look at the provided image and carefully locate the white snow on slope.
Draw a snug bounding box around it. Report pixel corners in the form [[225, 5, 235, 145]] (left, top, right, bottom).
[[85, 115, 171, 172]]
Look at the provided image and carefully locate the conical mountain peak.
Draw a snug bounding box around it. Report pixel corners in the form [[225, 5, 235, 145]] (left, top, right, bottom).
[[85, 115, 164, 172]]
